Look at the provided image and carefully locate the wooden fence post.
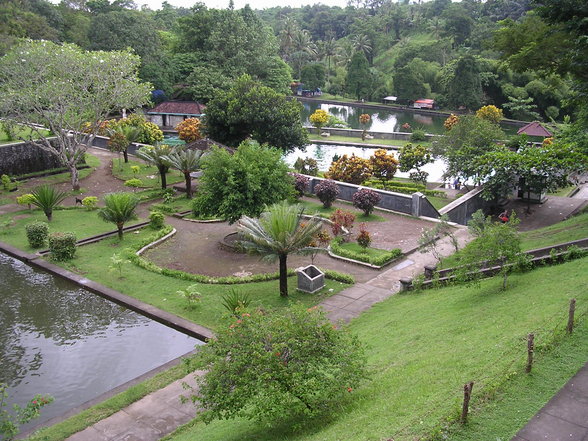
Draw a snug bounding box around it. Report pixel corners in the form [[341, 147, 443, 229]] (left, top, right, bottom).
[[567, 298, 576, 334], [460, 381, 474, 424], [526, 333, 534, 373]]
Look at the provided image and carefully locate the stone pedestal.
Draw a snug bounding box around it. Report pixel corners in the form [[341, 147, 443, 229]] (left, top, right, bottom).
[[296, 265, 325, 293]]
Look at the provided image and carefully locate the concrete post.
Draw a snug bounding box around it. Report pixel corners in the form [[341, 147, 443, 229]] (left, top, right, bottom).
[[424, 265, 437, 280], [411, 192, 424, 217]]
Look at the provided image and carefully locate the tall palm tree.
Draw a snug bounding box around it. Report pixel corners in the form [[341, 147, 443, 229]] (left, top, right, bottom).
[[238, 201, 323, 298], [97, 192, 139, 240], [351, 34, 372, 57], [30, 184, 67, 221], [318, 37, 338, 75], [135, 144, 174, 189], [162, 148, 204, 199]]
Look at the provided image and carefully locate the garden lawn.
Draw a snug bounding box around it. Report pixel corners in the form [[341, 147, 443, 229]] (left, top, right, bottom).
[[0, 208, 147, 251], [111, 159, 184, 188], [55, 230, 349, 331], [0, 127, 52, 144], [519, 210, 588, 251], [427, 194, 455, 211], [333, 241, 391, 260], [164, 258, 588, 441]]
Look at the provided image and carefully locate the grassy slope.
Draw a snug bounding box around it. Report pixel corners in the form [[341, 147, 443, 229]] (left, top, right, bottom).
[[165, 258, 588, 441]]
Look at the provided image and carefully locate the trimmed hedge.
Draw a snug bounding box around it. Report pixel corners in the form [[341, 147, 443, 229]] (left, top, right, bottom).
[[330, 237, 402, 266], [25, 221, 49, 248], [362, 180, 445, 197], [48, 232, 77, 261]]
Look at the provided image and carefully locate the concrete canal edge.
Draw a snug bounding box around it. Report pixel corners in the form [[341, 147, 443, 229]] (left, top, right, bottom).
[[0, 241, 214, 343]]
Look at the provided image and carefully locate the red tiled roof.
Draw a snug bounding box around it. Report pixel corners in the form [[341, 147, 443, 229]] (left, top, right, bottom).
[[148, 101, 206, 115], [517, 121, 552, 137]]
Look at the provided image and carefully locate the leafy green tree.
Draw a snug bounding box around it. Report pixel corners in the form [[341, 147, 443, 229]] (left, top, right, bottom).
[[30, 185, 67, 222], [204, 75, 308, 152], [394, 64, 429, 102], [447, 55, 483, 110], [238, 202, 323, 297], [398, 143, 433, 187], [107, 124, 141, 165], [187, 305, 366, 423], [441, 4, 474, 47], [135, 145, 174, 189], [185, 65, 232, 103], [300, 62, 326, 90], [192, 140, 293, 223], [0, 41, 151, 190], [162, 148, 203, 199], [346, 51, 370, 101], [97, 192, 139, 240]]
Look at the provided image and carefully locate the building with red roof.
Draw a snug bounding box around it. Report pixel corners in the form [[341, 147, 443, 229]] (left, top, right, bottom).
[[517, 121, 553, 137], [147, 101, 206, 128]]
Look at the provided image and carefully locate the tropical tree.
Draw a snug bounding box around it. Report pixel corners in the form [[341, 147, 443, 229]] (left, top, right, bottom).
[[0, 40, 151, 191], [97, 192, 139, 240], [309, 109, 329, 132], [107, 124, 141, 165], [238, 201, 323, 297], [346, 51, 370, 101], [30, 184, 67, 222], [135, 144, 174, 189], [163, 148, 204, 199]]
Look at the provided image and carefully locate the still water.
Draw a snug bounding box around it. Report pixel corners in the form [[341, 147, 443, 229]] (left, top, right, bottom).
[[0, 252, 199, 430]]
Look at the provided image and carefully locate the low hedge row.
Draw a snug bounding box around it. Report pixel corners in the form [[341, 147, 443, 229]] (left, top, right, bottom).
[[362, 180, 445, 198], [363, 179, 425, 190], [330, 237, 402, 266], [126, 225, 355, 285]]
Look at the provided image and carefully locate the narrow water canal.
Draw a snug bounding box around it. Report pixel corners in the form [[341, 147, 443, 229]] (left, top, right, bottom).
[[0, 252, 199, 431]]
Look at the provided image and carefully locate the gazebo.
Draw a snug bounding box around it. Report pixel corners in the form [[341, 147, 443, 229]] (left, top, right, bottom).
[[517, 121, 553, 137]]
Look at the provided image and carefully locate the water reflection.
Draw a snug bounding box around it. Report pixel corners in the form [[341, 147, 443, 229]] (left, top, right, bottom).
[[0, 252, 198, 429]]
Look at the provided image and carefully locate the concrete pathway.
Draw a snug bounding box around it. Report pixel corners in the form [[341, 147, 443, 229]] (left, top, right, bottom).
[[511, 362, 588, 441]]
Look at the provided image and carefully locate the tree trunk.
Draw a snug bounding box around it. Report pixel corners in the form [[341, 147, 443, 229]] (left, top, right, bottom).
[[45, 210, 52, 222], [123, 148, 129, 163], [70, 163, 80, 191], [184, 172, 192, 199], [159, 165, 167, 189], [117, 222, 124, 240], [279, 254, 288, 297]]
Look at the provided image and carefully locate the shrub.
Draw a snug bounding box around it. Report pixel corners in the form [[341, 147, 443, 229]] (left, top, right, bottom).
[[356, 223, 371, 249], [187, 305, 367, 424], [81, 196, 98, 210], [175, 118, 203, 143], [221, 288, 251, 316], [326, 154, 372, 184], [309, 109, 329, 130], [330, 209, 355, 238], [290, 173, 310, 197], [16, 194, 35, 210], [410, 129, 427, 142], [330, 237, 402, 266], [25, 221, 49, 248], [131, 165, 140, 176], [48, 232, 77, 261], [352, 188, 381, 216], [124, 178, 143, 187], [30, 184, 67, 221], [1, 174, 12, 191], [444, 114, 459, 131], [293, 157, 319, 176], [149, 210, 165, 229], [369, 149, 398, 186], [475, 105, 503, 124], [315, 180, 339, 208], [176, 284, 202, 309]]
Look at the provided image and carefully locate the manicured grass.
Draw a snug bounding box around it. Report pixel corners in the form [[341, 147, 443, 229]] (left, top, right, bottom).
[[299, 199, 386, 222], [519, 210, 588, 251], [444, 319, 588, 441], [427, 195, 455, 211], [111, 159, 184, 188], [28, 361, 193, 441], [0, 208, 147, 251], [0, 126, 52, 144], [164, 258, 588, 441], [334, 241, 391, 259], [309, 134, 432, 148], [548, 184, 577, 197], [151, 196, 195, 214], [55, 230, 349, 331]]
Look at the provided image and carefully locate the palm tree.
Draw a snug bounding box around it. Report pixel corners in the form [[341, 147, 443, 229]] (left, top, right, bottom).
[[97, 192, 139, 240], [162, 148, 204, 199], [238, 201, 323, 298], [351, 34, 372, 58], [30, 184, 67, 221], [135, 144, 174, 189], [318, 37, 338, 75]]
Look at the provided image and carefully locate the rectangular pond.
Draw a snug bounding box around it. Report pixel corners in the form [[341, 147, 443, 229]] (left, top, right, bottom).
[[0, 252, 201, 431]]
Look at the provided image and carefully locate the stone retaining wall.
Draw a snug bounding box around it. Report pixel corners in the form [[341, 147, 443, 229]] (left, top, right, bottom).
[[0, 139, 64, 176]]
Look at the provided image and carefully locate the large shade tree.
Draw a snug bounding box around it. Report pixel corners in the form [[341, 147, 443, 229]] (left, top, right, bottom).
[[0, 41, 151, 190], [238, 201, 323, 297]]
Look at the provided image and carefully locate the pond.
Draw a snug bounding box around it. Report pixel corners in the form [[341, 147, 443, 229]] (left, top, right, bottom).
[[300, 101, 520, 136], [0, 252, 200, 431]]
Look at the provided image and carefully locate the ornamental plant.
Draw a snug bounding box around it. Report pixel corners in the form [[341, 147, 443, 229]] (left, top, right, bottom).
[[359, 113, 370, 140], [293, 157, 319, 176], [315, 179, 339, 208], [330, 209, 355, 239], [176, 118, 203, 143], [97, 192, 139, 240], [187, 305, 367, 425], [475, 105, 503, 124], [48, 232, 77, 261], [309, 109, 329, 131], [25, 221, 49, 248], [124, 178, 143, 187], [16, 194, 35, 210], [369, 149, 398, 187], [326, 154, 372, 185], [352, 188, 381, 216], [444, 113, 459, 131], [356, 223, 371, 249], [290, 173, 310, 198], [30, 184, 67, 221], [81, 196, 98, 210], [149, 210, 165, 229]]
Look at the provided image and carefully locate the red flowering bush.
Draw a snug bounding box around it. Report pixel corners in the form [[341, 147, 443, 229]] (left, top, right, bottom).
[[315, 179, 340, 208], [330, 209, 355, 238], [352, 188, 381, 216], [356, 223, 371, 249]]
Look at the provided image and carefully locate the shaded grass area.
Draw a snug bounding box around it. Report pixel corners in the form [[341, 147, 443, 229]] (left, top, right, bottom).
[[27, 361, 192, 441], [444, 319, 588, 441], [0, 208, 147, 251], [55, 230, 349, 331], [111, 159, 184, 188], [164, 258, 588, 441], [547, 184, 577, 197]]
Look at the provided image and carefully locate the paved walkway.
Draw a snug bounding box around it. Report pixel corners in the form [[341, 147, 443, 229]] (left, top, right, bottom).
[[511, 362, 588, 441]]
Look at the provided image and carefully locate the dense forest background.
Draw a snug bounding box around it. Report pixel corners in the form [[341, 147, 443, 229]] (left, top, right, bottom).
[[1, 0, 586, 122]]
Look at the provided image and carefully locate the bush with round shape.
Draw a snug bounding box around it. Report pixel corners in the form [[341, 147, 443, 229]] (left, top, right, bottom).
[[352, 188, 381, 216], [475, 105, 503, 124], [357, 223, 371, 249], [188, 305, 366, 425], [25, 221, 49, 248], [369, 149, 398, 186], [16, 194, 35, 210], [81, 196, 98, 210], [309, 109, 329, 130], [124, 178, 143, 187], [315, 180, 339, 208], [290, 173, 310, 197], [326, 154, 372, 185], [409, 129, 427, 142], [330, 209, 355, 238], [175, 118, 203, 143], [48, 232, 77, 261], [444, 114, 459, 131], [149, 210, 165, 229]]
